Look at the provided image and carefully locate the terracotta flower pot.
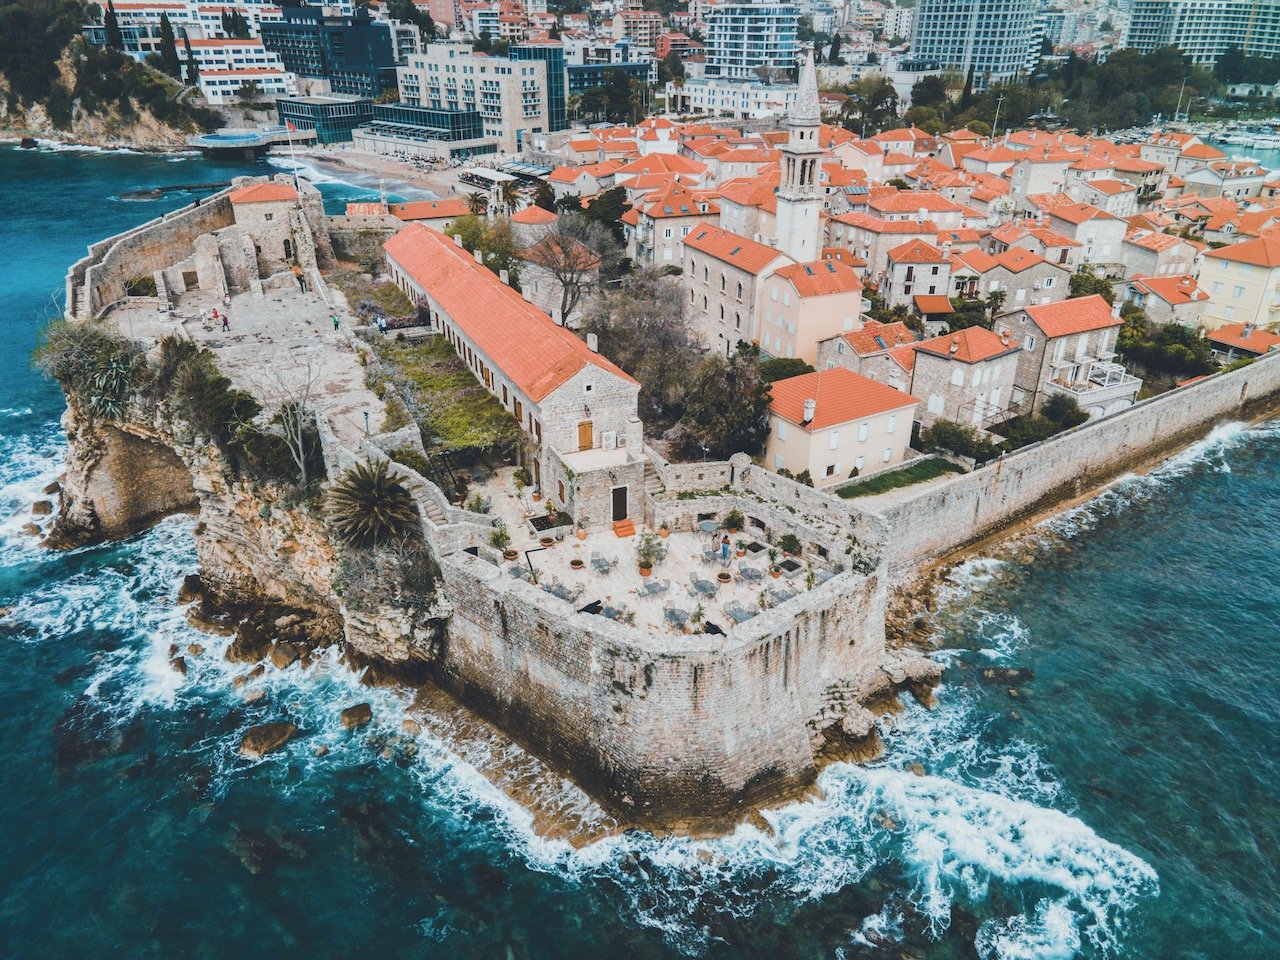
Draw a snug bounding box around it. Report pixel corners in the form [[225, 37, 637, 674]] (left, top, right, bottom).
[[570, 558, 584, 570], [639, 565, 652, 577], [770, 569, 781, 578], [540, 536, 554, 548], [576, 529, 586, 540], [736, 549, 746, 558], [503, 548, 518, 561], [532, 492, 542, 502], [658, 527, 669, 538], [717, 572, 732, 584]]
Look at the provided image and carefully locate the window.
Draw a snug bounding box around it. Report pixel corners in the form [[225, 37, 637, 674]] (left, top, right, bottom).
[[584, 383, 593, 393], [951, 367, 965, 386], [664, 228, 672, 239], [777, 422, 787, 439], [855, 455, 865, 470], [857, 423, 869, 442], [829, 430, 839, 450], [736, 281, 743, 300], [928, 394, 944, 414], [774, 453, 784, 469], [886, 415, 897, 433], [1211, 281, 1223, 293], [837, 341, 845, 354], [825, 464, 836, 477], [1226, 306, 1236, 319], [882, 447, 892, 462], [771, 287, 778, 301], [1233, 285, 1244, 297], [721, 274, 726, 292], [1044, 276, 1055, 288]]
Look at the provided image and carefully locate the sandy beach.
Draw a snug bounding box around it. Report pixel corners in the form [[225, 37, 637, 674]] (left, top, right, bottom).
[[285, 142, 523, 202]]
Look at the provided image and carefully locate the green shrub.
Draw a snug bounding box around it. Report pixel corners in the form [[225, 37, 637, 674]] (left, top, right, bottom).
[[920, 419, 1001, 461], [33, 319, 146, 422], [758, 357, 815, 383], [124, 275, 157, 297], [777, 532, 802, 555], [1041, 393, 1089, 429], [389, 445, 432, 478]]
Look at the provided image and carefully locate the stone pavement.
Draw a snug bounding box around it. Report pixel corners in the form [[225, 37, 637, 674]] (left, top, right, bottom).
[[112, 283, 383, 448]]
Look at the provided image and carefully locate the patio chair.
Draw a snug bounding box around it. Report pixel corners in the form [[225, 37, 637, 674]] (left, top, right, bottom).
[[664, 604, 689, 629], [739, 565, 764, 583]]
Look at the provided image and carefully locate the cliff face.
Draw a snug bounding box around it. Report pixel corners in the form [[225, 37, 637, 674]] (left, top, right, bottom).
[[49, 403, 445, 671]]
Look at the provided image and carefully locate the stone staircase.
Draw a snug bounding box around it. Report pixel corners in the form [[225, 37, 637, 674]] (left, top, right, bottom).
[[612, 519, 636, 538], [642, 460, 664, 495]]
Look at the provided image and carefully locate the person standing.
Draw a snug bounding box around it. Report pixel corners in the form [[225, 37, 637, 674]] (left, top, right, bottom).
[[720, 534, 730, 563], [293, 264, 306, 292], [221, 313, 230, 333], [331, 314, 340, 332]]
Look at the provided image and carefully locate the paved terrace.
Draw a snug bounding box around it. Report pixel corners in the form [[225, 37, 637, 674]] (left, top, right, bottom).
[[469, 467, 839, 636], [108, 285, 381, 447]]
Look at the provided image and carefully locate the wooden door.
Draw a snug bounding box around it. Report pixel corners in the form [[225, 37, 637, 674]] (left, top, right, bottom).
[[611, 485, 628, 522], [578, 420, 593, 451]]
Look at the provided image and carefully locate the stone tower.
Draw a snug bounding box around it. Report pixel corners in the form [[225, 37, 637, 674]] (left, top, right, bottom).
[[774, 48, 824, 262]]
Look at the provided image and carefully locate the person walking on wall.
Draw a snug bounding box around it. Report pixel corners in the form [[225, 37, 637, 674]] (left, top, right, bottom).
[[221, 313, 230, 333], [331, 314, 340, 332], [293, 263, 306, 292]]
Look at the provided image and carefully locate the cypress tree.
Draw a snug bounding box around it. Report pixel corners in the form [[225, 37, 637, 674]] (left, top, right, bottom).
[[960, 63, 975, 108], [104, 0, 124, 50], [183, 33, 200, 86], [159, 13, 181, 77]]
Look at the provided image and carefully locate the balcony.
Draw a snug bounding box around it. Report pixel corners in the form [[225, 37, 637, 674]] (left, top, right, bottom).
[[1044, 360, 1141, 415]]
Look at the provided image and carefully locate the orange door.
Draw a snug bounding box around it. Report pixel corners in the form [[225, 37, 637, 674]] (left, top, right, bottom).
[[578, 420, 593, 451]]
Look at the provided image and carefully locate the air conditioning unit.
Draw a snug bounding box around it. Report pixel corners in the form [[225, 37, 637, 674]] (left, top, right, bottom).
[[602, 431, 617, 450]]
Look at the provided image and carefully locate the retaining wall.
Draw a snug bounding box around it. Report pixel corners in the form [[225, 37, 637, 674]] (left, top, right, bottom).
[[873, 352, 1280, 573]]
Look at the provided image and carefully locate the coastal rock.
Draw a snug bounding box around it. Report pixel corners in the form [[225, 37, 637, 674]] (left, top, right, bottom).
[[274, 614, 300, 631], [42, 480, 62, 496], [981, 667, 1035, 685], [170, 657, 187, 677], [270, 642, 299, 670], [21, 523, 41, 537], [314, 744, 329, 757], [341, 703, 373, 730], [232, 664, 266, 689], [836, 705, 877, 742], [31, 501, 53, 517], [239, 722, 297, 759], [401, 719, 421, 736], [187, 643, 204, 657], [177, 574, 204, 604], [244, 689, 267, 704], [907, 763, 925, 777]]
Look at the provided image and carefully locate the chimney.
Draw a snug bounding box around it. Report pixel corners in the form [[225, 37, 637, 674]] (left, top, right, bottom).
[[949, 337, 959, 353], [802, 398, 816, 423], [1111, 299, 1122, 319], [918, 207, 928, 222], [1243, 322, 1254, 338], [499, 269, 509, 285], [454, 233, 464, 248], [942, 241, 952, 255], [474, 249, 484, 264], [1000, 330, 1010, 346], [587, 332, 599, 352]]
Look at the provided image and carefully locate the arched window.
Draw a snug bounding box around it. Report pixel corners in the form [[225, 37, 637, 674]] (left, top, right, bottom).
[[719, 304, 725, 319], [736, 281, 743, 300], [721, 274, 726, 292]]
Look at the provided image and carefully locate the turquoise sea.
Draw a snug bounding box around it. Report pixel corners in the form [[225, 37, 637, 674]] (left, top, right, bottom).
[[1, 143, 1277, 959]]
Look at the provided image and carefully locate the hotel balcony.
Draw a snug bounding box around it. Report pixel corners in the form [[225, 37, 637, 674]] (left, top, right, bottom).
[[1044, 360, 1142, 416]]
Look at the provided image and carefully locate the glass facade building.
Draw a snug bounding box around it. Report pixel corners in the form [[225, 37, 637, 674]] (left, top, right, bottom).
[[261, 8, 398, 98], [276, 96, 375, 144], [704, 2, 800, 80], [910, 0, 1041, 89]]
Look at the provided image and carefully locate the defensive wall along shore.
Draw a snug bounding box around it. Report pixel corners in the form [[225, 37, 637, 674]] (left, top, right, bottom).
[[863, 350, 1280, 576]]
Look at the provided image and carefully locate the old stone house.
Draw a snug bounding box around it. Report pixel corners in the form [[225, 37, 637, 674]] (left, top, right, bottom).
[[682, 223, 792, 356], [758, 260, 864, 363], [952, 247, 1070, 312], [1122, 274, 1209, 327], [904, 327, 1021, 427], [882, 239, 951, 309], [384, 224, 643, 529], [1006, 294, 1141, 418]]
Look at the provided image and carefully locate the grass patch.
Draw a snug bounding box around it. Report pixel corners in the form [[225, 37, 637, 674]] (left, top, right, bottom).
[[329, 269, 417, 323], [372, 337, 520, 458], [836, 458, 965, 499]]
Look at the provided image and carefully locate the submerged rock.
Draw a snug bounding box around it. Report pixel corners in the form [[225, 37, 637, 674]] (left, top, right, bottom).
[[31, 500, 53, 517], [21, 522, 41, 537], [42, 480, 61, 496], [982, 666, 1035, 685], [187, 643, 204, 657], [170, 656, 187, 677], [341, 703, 373, 730], [177, 574, 204, 604], [239, 722, 297, 759]]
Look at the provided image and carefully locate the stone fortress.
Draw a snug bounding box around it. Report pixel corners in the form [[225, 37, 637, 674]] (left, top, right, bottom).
[[55, 170, 1280, 828]]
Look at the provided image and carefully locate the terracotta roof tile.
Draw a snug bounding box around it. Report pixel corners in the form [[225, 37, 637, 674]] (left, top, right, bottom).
[[1129, 274, 1207, 305], [842, 320, 916, 354], [1023, 294, 1119, 337], [913, 295, 954, 314], [510, 205, 559, 224], [914, 326, 1019, 364], [389, 199, 470, 221], [889, 239, 948, 264], [1205, 235, 1280, 268], [770, 368, 916, 430], [384, 224, 635, 402], [1208, 322, 1280, 354], [773, 260, 863, 297], [228, 182, 297, 204]]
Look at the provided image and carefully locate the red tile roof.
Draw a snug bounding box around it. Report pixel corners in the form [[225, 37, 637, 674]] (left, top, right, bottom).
[[683, 223, 784, 274], [384, 224, 635, 402], [913, 295, 954, 315], [1205, 235, 1280, 268], [228, 182, 297, 204], [914, 326, 1019, 364], [770, 368, 916, 430], [773, 260, 863, 297], [841, 320, 916, 354], [1023, 294, 1119, 337], [1129, 274, 1207, 306], [510, 205, 559, 224], [389, 199, 470, 221], [889, 238, 948, 264], [1208, 322, 1280, 355]]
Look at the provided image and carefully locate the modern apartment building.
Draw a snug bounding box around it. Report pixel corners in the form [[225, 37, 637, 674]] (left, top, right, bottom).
[[394, 43, 551, 152], [1124, 0, 1280, 65], [260, 7, 398, 98], [703, 1, 801, 79], [910, 0, 1041, 88]]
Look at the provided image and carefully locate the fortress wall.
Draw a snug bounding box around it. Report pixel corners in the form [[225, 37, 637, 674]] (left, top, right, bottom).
[[875, 351, 1280, 574], [434, 552, 887, 824]]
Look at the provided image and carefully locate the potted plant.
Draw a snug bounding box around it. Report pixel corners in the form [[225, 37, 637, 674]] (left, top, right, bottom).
[[513, 467, 530, 496], [490, 523, 516, 560], [768, 547, 781, 578], [735, 539, 747, 558], [778, 533, 801, 557], [758, 590, 770, 612], [576, 516, 588, 541], [724, 508, 744, 533], [636, 530, 660, 577], [570, 556, 585, 570], [658, 521, 670, 539], [690, 603, 705, 628]]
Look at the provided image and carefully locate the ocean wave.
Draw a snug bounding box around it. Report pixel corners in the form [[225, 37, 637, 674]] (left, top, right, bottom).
[[0, 425, 65, 565], [1, 508, 1157, 958]]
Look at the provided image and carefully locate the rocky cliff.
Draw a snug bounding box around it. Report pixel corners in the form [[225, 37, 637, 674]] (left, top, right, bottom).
[[48, 401, 445, 672]]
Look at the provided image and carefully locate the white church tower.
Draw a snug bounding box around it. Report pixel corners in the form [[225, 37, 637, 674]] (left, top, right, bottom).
[[774, 48, 824, 263]]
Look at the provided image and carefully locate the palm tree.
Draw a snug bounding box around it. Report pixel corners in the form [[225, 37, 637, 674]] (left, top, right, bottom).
[[465, 191, 489, 216], [328, 460, 420, 547], [500, 180, 520, 216]]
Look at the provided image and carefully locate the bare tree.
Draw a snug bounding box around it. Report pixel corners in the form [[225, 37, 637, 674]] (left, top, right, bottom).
[[524, 214, 620, 324], [247, 349, 324, 489]]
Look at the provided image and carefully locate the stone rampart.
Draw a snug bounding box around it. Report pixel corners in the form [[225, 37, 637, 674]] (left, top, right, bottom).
[[873, 352, 1280, 573], [75, 194, 236, 320], [433, 550, 887, 825]]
